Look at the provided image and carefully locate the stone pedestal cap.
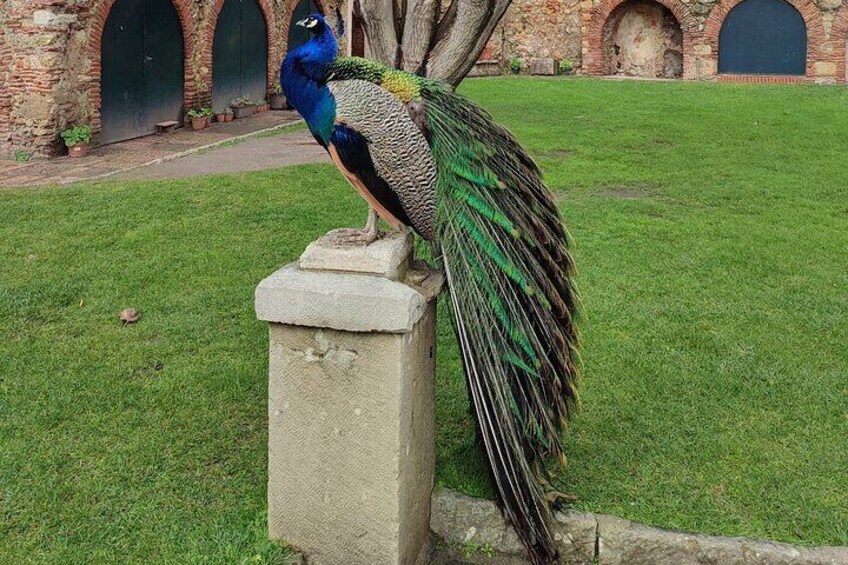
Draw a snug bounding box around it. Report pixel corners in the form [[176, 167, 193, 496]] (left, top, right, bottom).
[[255, 230, 443, 333], [300, 229, 413, 280]]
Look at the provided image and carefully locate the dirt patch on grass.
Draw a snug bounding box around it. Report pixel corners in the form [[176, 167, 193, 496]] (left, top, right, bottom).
[[593, 186, 651, 199], [537, 148, 573, 158]]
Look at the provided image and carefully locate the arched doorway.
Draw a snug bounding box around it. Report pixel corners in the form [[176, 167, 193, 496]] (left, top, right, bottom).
[[603, 0, 684, 78], [212, 0, 269, 111], [718, 0, 807, 75], [288, 0, 322, 51], [100, 0, 185, 144]]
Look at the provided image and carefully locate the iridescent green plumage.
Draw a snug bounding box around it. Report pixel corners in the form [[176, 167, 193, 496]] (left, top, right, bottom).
[[325, 56, 580, 565]]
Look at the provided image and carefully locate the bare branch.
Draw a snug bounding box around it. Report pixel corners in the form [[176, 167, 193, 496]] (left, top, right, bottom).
[[426, 0, 511, 85], [359, 0, 512, 84], [400, 0, 440, 74]]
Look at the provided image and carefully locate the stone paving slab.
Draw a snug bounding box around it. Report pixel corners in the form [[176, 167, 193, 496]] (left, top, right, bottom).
[[0, 110, 302, 188]]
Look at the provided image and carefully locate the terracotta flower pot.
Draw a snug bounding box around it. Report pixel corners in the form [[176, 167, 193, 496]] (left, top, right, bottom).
[[68, 143, 88, 158], [215, 114, 226, 123], [204, 116, 212, 128], [191, 116, 205, 130], [225, 113, 233, 122]]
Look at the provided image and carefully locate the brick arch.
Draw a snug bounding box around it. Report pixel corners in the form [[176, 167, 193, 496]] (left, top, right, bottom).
[[833, 4, 848, 83], [204, 0, 279, 106], [88, 0, 195, 135], [583, 0, 699, 77], [704, 0, 824, 79]]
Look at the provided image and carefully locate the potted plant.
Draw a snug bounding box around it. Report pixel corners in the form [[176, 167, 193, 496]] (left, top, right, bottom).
[[230, 96, 255, 119], [61, 124, 92, 158], [224, 107, 234, 122], [187, 108, 209, 130], [215, 107, 227, 123], [270, 84, 286, 110], [509, 58, 522, 75], [559, 59, 575, 75]]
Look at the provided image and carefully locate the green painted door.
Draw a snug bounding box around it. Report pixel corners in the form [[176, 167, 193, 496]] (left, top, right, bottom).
[[212, 0, 269, 111], [100, 0, 184, 144]]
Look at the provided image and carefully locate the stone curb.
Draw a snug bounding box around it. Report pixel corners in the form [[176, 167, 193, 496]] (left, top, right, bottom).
[[60, 120, 305, 186], [430, 488, 848, 565]]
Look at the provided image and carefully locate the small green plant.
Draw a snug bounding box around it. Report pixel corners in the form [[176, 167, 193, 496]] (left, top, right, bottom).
[[13, 149, 30, 163], [559, 59, 574, 74], [460, 541, 495, 559], [187, 107, 213, 118], [509, 58, 522, 74], [271, 83, 282, 95], [225, 107, 233, 115], [60, 125, 92, 147], [230, 95, 253, 108]]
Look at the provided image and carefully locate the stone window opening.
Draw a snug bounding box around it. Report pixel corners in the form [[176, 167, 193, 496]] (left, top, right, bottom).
[[602, 0, 684, 78]]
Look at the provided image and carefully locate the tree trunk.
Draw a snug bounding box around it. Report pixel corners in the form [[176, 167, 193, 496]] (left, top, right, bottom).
[[356, 0, 511, 86]]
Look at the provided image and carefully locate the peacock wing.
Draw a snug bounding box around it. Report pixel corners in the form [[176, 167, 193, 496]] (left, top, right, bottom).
[[327, 79, 438, 239]]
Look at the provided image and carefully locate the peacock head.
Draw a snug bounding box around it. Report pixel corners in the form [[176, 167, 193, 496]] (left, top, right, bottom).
[[295, 13, 327, 36]]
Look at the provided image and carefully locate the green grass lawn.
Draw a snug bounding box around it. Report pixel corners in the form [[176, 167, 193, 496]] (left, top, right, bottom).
[[2, 78, 847, 562]]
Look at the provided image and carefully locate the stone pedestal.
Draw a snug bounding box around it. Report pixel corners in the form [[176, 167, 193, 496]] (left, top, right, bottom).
[[255, 230, 442, 565]]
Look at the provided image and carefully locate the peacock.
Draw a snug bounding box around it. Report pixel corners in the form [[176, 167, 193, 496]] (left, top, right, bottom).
[[280, 14, 580, 565]]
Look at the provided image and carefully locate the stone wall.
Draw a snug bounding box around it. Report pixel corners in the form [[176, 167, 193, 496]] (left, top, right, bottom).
[[0, 8, 10, 156], [481, 0, 848, 83], [0, 0, 345, 159]]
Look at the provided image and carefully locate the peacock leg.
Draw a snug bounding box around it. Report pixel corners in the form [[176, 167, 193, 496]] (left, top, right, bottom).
[[334, 206, 382, 245]]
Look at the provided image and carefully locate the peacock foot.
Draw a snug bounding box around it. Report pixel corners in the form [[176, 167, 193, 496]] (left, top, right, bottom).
[[330, 207, 383, 246], [332, 226, 383, 246]]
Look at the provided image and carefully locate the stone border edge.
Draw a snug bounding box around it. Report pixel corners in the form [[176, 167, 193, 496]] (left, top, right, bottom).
[[429, 487, 848, 564]]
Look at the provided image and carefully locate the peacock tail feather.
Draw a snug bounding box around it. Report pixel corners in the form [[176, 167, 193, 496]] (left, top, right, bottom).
[[324, 56, 581, 565]]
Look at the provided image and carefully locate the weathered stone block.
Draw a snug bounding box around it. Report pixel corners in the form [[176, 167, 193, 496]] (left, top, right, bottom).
[[554, 510, 597, 565], [300, 229, 412, 281], [530, 58, 559, 75], [814, 61, 837, 76], [596, 514, 848, 565], [430, 488, 525, 556]]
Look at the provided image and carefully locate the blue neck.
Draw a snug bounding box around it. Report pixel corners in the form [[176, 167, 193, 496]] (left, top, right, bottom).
[[280, 25, 338, 145]]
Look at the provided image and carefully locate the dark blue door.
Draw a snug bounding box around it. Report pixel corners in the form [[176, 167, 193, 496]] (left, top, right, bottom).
[[212, 0, 269, 111], [718, 0, 807, 75], [101, 0, 184, 144]]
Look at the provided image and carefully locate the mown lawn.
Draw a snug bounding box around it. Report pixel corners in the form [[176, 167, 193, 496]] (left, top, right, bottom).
[[1, 78, 847, 563]]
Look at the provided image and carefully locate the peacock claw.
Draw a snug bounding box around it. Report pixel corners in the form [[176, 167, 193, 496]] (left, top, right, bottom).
[[333, 226, 383, 246], [330, 206, 383, 246]]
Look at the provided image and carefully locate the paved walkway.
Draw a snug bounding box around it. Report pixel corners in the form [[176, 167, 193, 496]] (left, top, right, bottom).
[[114, 128, 328, 181], [0, 110, 322, 187]]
